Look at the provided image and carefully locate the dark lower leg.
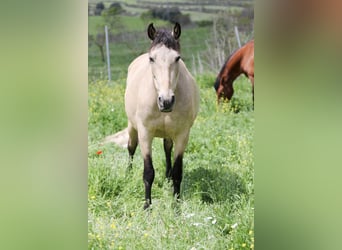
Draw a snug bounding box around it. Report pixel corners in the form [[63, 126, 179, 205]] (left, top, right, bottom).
[[163, 138, 173, 179], [172, 154, 183, 199], [143, 155, 155, 209]]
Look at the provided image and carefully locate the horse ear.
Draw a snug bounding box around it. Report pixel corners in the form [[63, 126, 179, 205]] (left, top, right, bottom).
[[173, 22, 181, 40], [147, 23, 156, 40]]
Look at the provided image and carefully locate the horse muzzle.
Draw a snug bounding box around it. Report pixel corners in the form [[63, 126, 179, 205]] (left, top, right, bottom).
[[158, 95, 175, 112]]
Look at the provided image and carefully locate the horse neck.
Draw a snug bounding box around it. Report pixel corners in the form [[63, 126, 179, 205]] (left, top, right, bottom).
[[222, 50, 244, 81]]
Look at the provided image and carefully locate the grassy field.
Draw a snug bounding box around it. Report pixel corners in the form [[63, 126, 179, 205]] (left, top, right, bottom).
[[88, 4, 254, 249], [88, 75, 254, 249]]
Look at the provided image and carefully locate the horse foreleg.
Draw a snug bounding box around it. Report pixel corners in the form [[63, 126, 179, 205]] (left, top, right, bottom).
[[138, 130, 154, 209], [172, 154, 183, 199], [172, 133, 189, 199], [143, 154, 155, 209], [163, 138, 173, 179]]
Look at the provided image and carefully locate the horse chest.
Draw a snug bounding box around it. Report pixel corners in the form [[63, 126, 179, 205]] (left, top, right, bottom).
[[142, 113, 183, 138]]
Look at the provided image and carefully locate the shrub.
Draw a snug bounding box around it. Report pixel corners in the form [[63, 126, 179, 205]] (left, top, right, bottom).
[[107, 2, 124, 16], [95, 2, 105, 16], [142, 7, 191, 25]]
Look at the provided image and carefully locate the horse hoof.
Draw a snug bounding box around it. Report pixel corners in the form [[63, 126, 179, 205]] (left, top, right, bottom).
[[143, 202, 151, 210]]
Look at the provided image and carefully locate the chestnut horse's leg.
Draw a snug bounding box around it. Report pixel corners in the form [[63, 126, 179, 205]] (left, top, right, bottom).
[[163, 138, 173, 179]]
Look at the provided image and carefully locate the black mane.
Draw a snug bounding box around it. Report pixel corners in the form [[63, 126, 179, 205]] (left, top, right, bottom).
[[213, 51, 236, 90]]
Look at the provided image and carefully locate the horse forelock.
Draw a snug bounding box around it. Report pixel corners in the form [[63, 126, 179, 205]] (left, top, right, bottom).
[[150, 29, 180, 52], [214, 77, 220, 91]]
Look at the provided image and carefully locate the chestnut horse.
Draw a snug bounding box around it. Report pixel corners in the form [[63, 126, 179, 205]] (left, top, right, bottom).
[[214, 40, 254, 106], [125, 23, 200, 209]]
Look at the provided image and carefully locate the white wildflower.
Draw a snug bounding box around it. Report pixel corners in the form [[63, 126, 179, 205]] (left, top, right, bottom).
[[185, 213, 195, 218], [204, 216, 213, 222]]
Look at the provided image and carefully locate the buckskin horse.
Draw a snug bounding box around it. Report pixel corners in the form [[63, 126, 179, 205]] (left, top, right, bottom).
[[124, 23, 200, 209]]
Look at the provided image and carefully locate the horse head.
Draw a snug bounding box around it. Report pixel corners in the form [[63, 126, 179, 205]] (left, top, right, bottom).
[[147, 23, 182, 112]]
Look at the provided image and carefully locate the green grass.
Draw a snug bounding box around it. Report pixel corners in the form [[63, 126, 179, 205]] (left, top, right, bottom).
[[88, 16, 105, 36], [88, 75, 254, 249]]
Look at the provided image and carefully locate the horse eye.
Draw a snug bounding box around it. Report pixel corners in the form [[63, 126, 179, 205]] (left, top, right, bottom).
[[175, 56, 181, 62], [149, 57, 155, 63]]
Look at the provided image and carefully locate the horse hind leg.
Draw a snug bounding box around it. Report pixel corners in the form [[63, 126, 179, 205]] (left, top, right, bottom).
[[163, 138, 173, 179], [127, 124, 138, 169]]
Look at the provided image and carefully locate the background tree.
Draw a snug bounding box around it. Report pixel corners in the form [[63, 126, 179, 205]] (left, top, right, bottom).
[[101, 3, 125, 33], [141, 7, 191, 25], [95, 33, 105, 63], [95, 2, 105, 16]]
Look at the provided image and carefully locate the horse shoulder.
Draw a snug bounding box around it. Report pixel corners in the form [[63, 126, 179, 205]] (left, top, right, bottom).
[[126, 53, 159, 123], [178, 61, 200, 119], [127, 54, 149, 81], [126, 53, 153, 123]]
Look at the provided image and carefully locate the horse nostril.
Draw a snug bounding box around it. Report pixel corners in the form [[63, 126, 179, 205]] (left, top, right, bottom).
[[171, 95, 175, 104], [158, 96, 162, 102]]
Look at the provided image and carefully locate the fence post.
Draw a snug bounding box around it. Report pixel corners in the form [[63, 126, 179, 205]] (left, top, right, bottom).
[[234, 26, 241, 48], [105, 25, 111, 82]]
